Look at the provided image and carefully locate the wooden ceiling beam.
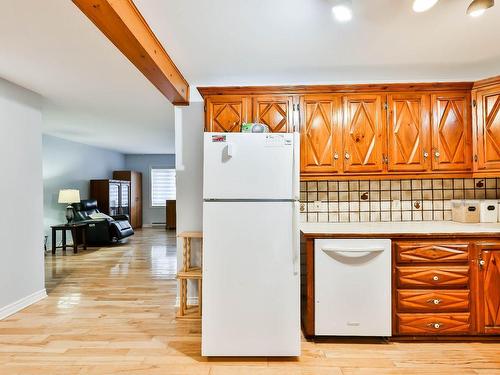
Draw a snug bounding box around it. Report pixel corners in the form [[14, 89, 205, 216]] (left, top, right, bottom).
[[73, 0, 189, 105]]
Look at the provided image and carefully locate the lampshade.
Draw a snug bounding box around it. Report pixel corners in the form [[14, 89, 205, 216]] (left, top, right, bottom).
[[467, 0, 494, 16], [58, 189, 80, 204]]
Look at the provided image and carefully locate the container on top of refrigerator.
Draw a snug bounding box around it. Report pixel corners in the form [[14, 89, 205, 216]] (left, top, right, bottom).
[[241, 123, 270, 133]]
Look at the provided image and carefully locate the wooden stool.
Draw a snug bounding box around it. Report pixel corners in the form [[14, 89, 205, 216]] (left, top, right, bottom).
[[176, 231, 203, 319]]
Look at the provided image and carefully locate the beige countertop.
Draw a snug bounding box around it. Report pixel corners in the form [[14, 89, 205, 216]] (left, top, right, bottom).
[[300, 221, 500, 236]]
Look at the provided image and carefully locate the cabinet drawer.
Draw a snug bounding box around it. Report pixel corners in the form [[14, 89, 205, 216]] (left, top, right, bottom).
[[397, 313, 471, 335], [397, 290, 470, 313], [397, 266, 469, 288], [395, 242, 469, 264]]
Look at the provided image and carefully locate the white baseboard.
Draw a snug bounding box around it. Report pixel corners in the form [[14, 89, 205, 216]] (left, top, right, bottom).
[[175, 296, 199, 307], [142, 223, 166, 228], [0, 289, 47, 320]]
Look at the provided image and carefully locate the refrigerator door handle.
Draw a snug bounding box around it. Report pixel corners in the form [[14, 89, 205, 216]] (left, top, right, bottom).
[[292, 132, 300, 201], [292, 201, 300, 275]]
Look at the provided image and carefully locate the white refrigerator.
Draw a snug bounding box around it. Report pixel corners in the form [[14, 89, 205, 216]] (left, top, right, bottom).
[[202, 132, 301, 357]]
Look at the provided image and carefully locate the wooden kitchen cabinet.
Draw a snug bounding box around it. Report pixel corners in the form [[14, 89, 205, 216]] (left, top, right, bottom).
[[342, 94, 386, 173], [252, 95, 296, 132], [198, 80, 500, 178], [387, 94, 430, 172], [205, 95, 250, 132], [431, 93, 472, 172], [300, 95, 342, 174], [476, 242, 500, 334], [473, 84, 500, 172]]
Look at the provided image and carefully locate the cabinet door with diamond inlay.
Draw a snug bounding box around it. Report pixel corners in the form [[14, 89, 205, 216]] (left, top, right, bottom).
[[431, 93, 472, 171], [300, 95, 342, 174], [342, 94, 385, 173], [205, 95, 250, 132], [252, 95, 294, 133], [387, 94, 430, 172], [474, 87, 500, 171], [477, 243, 500, 334]]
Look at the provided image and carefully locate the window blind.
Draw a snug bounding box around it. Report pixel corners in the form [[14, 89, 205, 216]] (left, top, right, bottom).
[[151, 168, 176, 206]]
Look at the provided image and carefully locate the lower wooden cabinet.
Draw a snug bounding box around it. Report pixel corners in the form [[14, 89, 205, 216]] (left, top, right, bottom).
[[476, 243, 500, 334], [397, 290, 470, 313], [397, 313, 471, 335], [394, 239, 500, 337]]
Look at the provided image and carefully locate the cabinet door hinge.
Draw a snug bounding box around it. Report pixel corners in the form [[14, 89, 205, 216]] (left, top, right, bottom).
[[383, 102, 388, 110], [472, 99, 477, 108]]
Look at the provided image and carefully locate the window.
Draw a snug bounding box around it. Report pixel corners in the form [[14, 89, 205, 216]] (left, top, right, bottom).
[[151, 168, 176, 206]]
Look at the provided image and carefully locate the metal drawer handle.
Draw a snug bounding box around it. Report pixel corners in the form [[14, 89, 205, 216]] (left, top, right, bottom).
[[344, 152, 350, 160], [432, 275, 439, 281], [333, 152, 339, 160], [427, 299, 442, 305], [428, 322, 443, 329]]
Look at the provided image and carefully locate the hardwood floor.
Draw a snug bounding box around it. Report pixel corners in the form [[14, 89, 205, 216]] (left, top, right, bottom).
[[0, 228, 498, 375]]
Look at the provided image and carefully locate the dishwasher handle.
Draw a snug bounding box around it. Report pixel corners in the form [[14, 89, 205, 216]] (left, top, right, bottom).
[[322, 248, 384, 257]]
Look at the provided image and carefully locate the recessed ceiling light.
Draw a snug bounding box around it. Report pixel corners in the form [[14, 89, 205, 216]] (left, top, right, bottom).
[[331, 0, 352, 22], [412, 0, 439, 12], [467, 0, 494, 17]]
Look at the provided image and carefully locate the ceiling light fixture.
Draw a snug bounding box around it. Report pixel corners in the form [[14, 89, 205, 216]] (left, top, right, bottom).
[[331, 0, 352, 22], [412, 0, 439, 13], [467, 0, 494, 17]]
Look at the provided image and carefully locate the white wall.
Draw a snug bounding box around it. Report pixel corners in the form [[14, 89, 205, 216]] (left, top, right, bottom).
[[124, 154, 175, 225], [0, 78, 46, 318], [42, 135, 126, 246], [175, 103, 204, 301]]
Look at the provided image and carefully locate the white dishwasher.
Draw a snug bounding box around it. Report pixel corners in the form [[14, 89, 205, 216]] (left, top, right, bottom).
[[315, 239, 392, 336]]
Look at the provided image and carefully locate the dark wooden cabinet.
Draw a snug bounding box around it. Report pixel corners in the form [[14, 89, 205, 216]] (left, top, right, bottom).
[[476, 242, 500, 335], [165, 200, 176, 230], [300, 95, 342, 174], [473, 85, 500, 172], [387, 94, 430, 172], [431, 92, 472, 171], [113, 171, 142, 229], [342, 94, 385, 173], [90, 179, 131, 218]]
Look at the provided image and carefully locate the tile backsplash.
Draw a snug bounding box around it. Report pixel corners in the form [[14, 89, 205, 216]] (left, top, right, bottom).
[[300, 178, 500, 223]]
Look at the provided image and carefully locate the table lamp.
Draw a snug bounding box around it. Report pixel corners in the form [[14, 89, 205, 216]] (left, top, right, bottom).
[[58, 189, 80, 223]]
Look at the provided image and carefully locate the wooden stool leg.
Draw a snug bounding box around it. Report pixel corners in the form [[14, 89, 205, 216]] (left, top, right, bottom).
[[178, 279, 187, 317], [198, 279, 202, 317]]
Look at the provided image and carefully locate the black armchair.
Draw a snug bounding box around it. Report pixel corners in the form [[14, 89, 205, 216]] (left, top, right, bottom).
[[71, 199, 134, 244]]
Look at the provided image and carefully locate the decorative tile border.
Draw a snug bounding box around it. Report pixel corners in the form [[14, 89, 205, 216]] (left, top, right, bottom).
[[300, 178, 500, 223]]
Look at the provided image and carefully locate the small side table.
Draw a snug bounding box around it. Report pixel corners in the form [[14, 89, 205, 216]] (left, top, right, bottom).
[[51, 223, 88, 254]]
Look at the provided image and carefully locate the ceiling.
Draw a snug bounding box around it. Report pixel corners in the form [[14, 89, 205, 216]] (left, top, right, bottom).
[[1, 0, 499, 154], [135, 0, 500, 100], [0, 0, 174, 154]]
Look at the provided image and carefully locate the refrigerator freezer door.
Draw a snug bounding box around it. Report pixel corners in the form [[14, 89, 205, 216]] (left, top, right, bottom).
[[203, 133, 296, 200], [202, 201, 300, 356]]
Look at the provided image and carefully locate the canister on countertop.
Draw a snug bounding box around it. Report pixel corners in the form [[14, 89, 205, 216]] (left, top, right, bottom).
[[451, 200, 480, 223], [479, 200, 498, 223]]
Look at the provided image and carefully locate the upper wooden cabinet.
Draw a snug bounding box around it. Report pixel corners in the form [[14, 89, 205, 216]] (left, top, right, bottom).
[[474, 85, 500, 172], [252, 95, 296, 133], [198, 79, 500, 178], [300, 95, 341, 174], [476, 242, 500, 335], [387, 94, 430, 172], [431, 93, 472, 172], [205, 95, 249, 132], [342, 94, 385, 173]]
